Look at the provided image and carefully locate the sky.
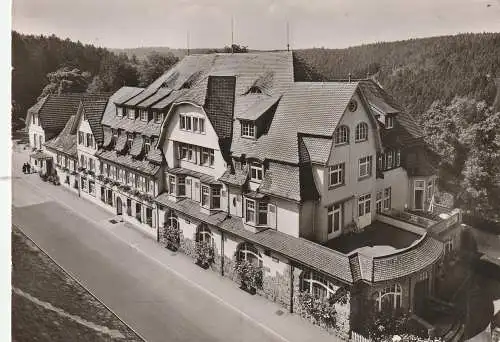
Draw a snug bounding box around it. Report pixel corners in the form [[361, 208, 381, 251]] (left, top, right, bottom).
[[11, 0, 500, 50]]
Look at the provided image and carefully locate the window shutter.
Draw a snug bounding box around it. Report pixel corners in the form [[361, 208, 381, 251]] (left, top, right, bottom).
[[268, 204, 276, 229]]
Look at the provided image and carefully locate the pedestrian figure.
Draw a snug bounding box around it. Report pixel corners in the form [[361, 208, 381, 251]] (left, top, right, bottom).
[[22, 163, 26, 174], [26, 163, 31, 174]]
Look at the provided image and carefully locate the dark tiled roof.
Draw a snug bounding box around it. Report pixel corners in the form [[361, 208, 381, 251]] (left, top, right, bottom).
[[219, 167, 248, 187], [136, 88, 173, 108], [37, 93, 84, 135], [151, 89, 190, 110], [155, 196, 228, 226], [301, 136, 332, 165], [203, 76, 236, 140], [114, 130, 128, 153], [146, 137, 163, 164], [30, 150, 52, 160], [129, 135, 144, 157], [97, 149, 160, 176], [81, 95, 109, 145], [167, 167, 221, 185], [102, 86, 143, 125], [259, 162, 302, 202], [370, 235, 443, 282], [235, 94, 281, 121], [358, 80, 423, 147], [43, 115, 78, 157], [218, 218, 354, 283], [123, 88, 157, 106]]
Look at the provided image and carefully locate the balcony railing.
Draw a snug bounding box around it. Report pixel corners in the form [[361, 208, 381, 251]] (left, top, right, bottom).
[[382, 209, 437, 228]]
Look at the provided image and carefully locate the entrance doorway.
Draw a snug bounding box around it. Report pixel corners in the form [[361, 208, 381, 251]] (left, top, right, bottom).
[[358, 194, 372, 229], [116, 197, 123, 215], [126, 199, 132, 216], [414, 180, 425, 210]]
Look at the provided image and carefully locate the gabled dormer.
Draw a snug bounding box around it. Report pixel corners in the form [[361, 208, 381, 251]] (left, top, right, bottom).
[[236, 95, 281, 140]]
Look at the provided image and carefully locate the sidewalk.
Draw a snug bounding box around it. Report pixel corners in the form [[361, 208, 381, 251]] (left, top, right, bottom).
[[12, 146, 338, 342]]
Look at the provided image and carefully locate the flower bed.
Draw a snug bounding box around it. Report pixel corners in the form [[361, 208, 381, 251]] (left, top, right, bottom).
[[163, 225, 180, 251], [194, 241, 214, 269], [297, 292, 337, 329], [234, 260, 263, 294]]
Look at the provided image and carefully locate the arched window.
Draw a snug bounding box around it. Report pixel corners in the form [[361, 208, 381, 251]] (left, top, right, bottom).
[[374, 283, 402, 311], [355, 122, 369, 142], [300, 270, 337, 300], [197, 224, 214, 246], [237, 242, 262, 267], [166, 211, 179, 229], [334, 125, 349, 145]]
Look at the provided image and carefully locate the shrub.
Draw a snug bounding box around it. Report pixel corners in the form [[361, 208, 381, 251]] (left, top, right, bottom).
[[164, 224, 180, 251], [234, 260, 263, 290], [297, 292, 337, 328], [194, 241, 214, 268]]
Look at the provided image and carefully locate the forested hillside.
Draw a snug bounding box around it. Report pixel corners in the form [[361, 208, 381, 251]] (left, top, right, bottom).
[[11, 31, 179, 130], [294, 33, 500, 115]]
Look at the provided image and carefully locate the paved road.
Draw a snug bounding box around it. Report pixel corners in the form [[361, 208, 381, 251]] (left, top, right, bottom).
[[12, 155, 285, 342]]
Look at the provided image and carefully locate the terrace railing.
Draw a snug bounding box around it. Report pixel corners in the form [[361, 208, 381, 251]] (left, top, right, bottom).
[[382, 209, 436, 228]]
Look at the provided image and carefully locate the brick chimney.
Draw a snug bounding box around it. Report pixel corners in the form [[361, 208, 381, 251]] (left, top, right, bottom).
[[493, 77, 500, 113]]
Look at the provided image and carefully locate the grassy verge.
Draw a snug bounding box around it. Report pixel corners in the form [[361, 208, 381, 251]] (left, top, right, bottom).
[[12, 227, 143, 342]]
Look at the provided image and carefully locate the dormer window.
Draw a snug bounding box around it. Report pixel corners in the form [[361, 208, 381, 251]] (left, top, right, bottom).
[[140, 110, 148, 121], [127, 133, 134, 149], [180, 115, 192, 130], [144, 137, 151, 155], [386, 116, 394, 129], [153, 111, 163, 123], [116, 107, 124, 117], [112, 129, 118, 141], [241, 121, 256, 138], [127, 108, 135, 120], [250, 163, 263, 182]]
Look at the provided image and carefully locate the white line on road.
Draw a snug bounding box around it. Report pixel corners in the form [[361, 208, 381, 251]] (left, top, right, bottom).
[[14, 172, 290, 342]]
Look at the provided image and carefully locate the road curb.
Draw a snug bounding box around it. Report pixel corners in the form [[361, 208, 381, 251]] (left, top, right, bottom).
[[12, 226, 148, 342]]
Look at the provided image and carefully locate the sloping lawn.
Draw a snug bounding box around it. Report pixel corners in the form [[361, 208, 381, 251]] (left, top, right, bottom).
[[12, 228, 143, 342]]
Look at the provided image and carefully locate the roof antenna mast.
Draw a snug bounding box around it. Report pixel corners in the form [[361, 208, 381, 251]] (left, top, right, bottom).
[[231, 16, 234, 54], [286, 21, 290, 52], [187, 30, 190, 56]]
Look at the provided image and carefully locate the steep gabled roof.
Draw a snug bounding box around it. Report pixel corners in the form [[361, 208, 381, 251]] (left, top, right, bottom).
[[232, 82, 359, 164], [80, 94, 110, 145], [44, 115, 78, 157], [32, 93, 84, 137]]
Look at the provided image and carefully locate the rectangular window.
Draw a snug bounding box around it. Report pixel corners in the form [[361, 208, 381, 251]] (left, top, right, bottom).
[[209, 150, 214, 166], [78, 132, 84, 145], [56, 154, 61, 165], [201, 185, 210, 208], [201, 148, 213, 166], [245, 199, 256, 224], [386, 151, 394, 169], [180, 115, 186, 129], [127, 108, 135, 119], [145, 178, 150, 193], [178, 176, 186, 196], [86, 133, 92, 147], [127, 134, 134, 149], [89, 181, 95, 196], [144, 138, 151, 155], [250, 163, 263, 181], [386, 116, 394, 129], [193, 117, 199, 132], [168, 176, 176, 195], [188, 145, 195, 162], [153, 111, 162, 123], [359, 156, 373, 178], [199, 118, 205, 133], [212, 187, 221, 209], [81, 178, 87, 191], [140, 110, 148, 121], [241, 121, 255, 138], [376, 191, 383, 213], [105, 164, 110, 177], [185, 116, 192, 131], [358, 194, 372, 216], [258, 202, 268, 225], [89, 158, 95, 171], [328, 163, 345, 187], [395, 150, 401, 167], [384, 187, 391, 210], [327, 203, 342, 234]]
